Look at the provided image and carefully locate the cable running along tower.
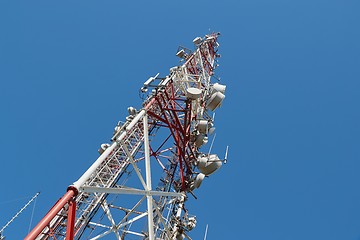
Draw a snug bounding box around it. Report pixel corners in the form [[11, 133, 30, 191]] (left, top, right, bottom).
[[26, 33, 227, 240]]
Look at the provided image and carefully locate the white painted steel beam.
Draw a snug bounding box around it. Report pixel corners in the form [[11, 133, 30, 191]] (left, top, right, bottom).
[[71, 142, 118, 190], [72, 110, 146, 190], [101, 200, 121, 240], [79, 186, 184, 198], [117, 212, 148, 229], [126, 109, 145, 131], [144, 113, 155, 240], [121, 141, 148, 190]]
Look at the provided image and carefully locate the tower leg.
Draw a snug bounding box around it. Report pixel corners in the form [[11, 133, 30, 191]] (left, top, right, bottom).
[[144, 113, 155, 240], [25, 189, 76, 240], [65, 198, 76, 240]]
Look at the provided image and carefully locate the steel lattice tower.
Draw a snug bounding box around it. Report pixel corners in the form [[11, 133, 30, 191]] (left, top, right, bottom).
[[26, 33, 227, 240]]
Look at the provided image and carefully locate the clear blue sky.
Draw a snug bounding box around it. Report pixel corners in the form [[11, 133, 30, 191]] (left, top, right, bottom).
[[1, 1, 360, 239]]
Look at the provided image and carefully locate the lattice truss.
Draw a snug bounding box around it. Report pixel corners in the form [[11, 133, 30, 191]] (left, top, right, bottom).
[[27, 33, 227, 240]]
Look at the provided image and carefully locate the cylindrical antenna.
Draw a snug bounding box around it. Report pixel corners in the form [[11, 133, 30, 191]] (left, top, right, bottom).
[[203, 224, 209, 240], [224, 146, 229, 164]]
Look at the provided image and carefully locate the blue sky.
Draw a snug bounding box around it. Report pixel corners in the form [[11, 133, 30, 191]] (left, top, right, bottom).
[[0, 0, 360, 239]]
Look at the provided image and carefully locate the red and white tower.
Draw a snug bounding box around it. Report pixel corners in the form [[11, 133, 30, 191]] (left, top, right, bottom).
[[26, 32, 227, 240]]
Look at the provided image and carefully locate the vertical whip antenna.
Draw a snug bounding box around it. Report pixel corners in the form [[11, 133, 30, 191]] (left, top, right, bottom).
[[224, 145, 229, 164], [203, 224, 209, 240], [208, 133, 217, 156]]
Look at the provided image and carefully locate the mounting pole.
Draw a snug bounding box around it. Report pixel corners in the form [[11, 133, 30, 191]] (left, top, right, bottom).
[[143, 112, 155, 240]]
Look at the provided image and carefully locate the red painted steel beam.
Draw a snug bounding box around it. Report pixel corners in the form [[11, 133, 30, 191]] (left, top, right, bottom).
[[25, 189, 77, 240], [65, 198, 76, 240]]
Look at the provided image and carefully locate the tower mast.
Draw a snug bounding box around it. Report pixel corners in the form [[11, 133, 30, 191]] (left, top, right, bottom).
[[26, 33, 226, 240]]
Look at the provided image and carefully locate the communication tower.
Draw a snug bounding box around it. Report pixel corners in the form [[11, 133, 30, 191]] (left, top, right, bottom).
[[26, 32, 227, 240]]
